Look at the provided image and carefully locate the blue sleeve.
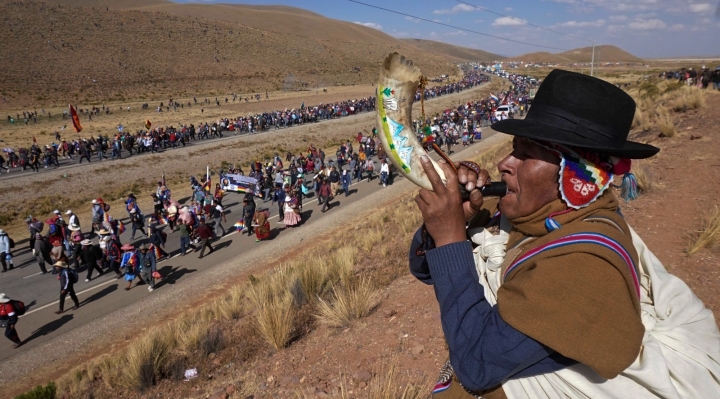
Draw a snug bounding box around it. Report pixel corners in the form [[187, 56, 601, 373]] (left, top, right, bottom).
[[425, 241, 573, 391], [408, 227, 433, 285]]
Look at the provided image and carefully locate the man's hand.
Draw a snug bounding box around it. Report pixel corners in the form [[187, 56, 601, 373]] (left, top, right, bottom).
[[455, 162, 490, 222], [61, 290, 67, 295], [414, 156, 467, 247]]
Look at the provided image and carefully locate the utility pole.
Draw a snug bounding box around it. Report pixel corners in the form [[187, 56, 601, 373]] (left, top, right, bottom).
[[590, 40, 596, 77]]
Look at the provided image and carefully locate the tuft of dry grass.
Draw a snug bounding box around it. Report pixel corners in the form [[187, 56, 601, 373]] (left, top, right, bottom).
[[118, 327, 175, 391], [316, 278, 382, 327], [687, 206, 720, 255], [252, 292, 297, 351], [656, 107, 676, 138], [365, 362, 427, 399], [632, 162, 654, 193], [671, 87, 706, 112]]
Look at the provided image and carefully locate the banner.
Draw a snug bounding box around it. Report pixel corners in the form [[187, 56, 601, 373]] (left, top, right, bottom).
[[221, 174, 259, 196], [69, 104, 82, 132]]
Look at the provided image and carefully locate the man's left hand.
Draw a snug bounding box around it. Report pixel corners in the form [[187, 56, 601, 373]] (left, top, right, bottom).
[[414, 156, 467, 248]]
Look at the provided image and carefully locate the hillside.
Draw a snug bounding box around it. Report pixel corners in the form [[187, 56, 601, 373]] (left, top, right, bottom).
[[401, 39, 502, 62], [0, 1, 456, 108], [509, 45, 643, 64]]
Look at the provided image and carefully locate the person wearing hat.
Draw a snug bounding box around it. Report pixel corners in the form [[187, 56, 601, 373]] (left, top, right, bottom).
[[318, 179, 332, 213], [282, 195, 301, 228], [340, 169, 351, 197], [52, 210, 63, 224], [129, 208, 147, 241], [26, 216, 42, 252], [147, 215, 169, 259], [79, 239, 105, 282], [212, 200, 227, 238], [242, 197, 256, 236], [0, 293, 22, 348], [125, 193, 140, 217], [135, 244, 157, 292], [119, 243, 140, 290], [53, 261, 79, 314], [91, 199, 104, 236], [65, 210, 79, 230], [409, 70, 720, 398]]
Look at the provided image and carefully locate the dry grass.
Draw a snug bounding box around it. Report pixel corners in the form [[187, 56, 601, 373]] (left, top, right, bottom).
[[656, 107, 676, 137], [118, 326, 175, 391], [316, 278, 382, 328], [632, 161, 654, 193], [628, 80, 707, 136], [687, 206, 720, 255], [295, 361, 427, 399], [671, 87, 707, 112]]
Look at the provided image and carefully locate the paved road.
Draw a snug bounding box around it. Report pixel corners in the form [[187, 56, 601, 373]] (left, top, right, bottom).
[[0, 131, 500, 362]]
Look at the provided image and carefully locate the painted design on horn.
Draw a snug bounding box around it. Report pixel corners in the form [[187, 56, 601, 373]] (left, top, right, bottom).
[[376, 53, 446, 191]]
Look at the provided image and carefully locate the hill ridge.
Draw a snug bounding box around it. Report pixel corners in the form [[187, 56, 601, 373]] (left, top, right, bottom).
[[400, 39, 502, 62]]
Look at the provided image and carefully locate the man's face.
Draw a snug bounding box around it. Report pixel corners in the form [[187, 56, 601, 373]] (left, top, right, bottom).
[[497, 138, 561, 220]]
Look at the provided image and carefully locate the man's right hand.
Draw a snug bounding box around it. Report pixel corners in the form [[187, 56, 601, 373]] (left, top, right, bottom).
[[455, 162, 491, 222]]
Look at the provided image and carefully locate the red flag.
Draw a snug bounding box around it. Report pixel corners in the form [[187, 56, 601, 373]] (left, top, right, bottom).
[[32, 136, 37, 143], [69, 104, 82, 132], [145, 120, 152, 130]]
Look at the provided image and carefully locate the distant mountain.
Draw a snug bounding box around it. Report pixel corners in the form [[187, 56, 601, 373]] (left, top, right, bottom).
[[401, 39, 502, 62], [2, 1, 458, 105], [508, 45, 643, 64]]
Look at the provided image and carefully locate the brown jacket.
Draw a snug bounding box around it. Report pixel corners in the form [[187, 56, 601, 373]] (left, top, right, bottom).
[[436, 192, 643, 398]]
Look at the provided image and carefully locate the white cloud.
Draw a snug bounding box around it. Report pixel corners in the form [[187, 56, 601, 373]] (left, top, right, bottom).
[[668, 24, 685, 31], [433, 4, 475, 15], [404, 16, 420, 23], [607, 24, 625, 32], [689, 3, 713, 13], [628, 18, 667, 30], [492, 16, 527, 26], [505, 7, 513, 12], [554, 19, 606, 27], [609, 15, 628, 22], [353, 21, 383, 30], [549, 0, 576, 3], [634, 12, 657, 19]]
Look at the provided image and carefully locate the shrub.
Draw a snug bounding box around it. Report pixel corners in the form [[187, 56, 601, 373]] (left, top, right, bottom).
[[316, 278, 381, 327], [15, 382, 56, 399]]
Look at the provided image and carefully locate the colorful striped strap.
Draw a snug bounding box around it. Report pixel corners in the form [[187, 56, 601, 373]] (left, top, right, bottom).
[[503, 232, 640, 297]]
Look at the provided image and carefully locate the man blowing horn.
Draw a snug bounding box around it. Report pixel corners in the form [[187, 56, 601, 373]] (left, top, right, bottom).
[[409, 70, 720, 398]]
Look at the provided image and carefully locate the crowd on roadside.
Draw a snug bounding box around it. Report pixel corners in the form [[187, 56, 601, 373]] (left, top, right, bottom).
[[0, 71, 539, 348], [0, 72, 490, 175], [659, 66, 720, 90]]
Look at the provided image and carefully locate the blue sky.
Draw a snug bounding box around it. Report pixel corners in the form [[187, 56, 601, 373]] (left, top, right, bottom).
[[174, 1, 720, 58]]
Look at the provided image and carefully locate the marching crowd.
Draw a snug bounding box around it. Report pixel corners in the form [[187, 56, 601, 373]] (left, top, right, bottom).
[[0, 73, 489, 175], [0, 71, 537, 348]]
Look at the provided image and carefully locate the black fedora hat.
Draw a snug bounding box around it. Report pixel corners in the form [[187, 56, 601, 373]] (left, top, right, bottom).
[[492, 69, 659, 159]]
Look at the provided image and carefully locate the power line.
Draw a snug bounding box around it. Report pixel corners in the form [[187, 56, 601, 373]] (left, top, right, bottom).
[[346, 0, 571, 51], [455, 0, 593, 42]]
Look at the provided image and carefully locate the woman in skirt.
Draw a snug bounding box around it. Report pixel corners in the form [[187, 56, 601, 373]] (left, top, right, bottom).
[[253, 209, 271, 242], [282, 196, 301, 228]]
